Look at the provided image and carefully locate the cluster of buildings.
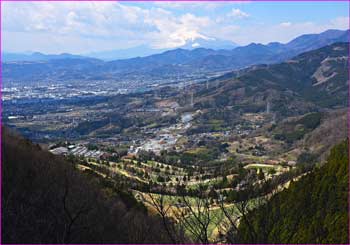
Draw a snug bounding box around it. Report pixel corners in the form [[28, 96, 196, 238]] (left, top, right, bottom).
[[2, 80, 131, 103], [128, 112, 197, 155], [50, 144, 106, 159], [129, 133, 179, 155]]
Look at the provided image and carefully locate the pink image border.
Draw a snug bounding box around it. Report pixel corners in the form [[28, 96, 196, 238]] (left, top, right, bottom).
[[0, 0, 349, 244]]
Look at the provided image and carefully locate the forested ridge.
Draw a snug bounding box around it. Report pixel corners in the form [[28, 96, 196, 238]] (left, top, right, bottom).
[[2, 128, 181, 243], [2, 126, 348, 244], [236, 140, 349, 244]]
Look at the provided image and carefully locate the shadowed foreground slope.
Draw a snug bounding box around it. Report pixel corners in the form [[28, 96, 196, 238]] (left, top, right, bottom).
[[1, 128, 179, 244]]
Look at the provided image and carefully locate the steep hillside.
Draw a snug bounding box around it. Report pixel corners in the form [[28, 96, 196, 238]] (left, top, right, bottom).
[[2, 128, 179, 243], [235, 140, 349, 243], [300, 109, 347, 161], [194, 42, 349, 116]]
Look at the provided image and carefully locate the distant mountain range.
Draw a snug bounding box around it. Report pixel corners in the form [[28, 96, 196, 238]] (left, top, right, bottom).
[[85, 45, 169, 61], [170, 29, 349, 71], [85, 38, 238, 60], [193, 42, 349, 116], [3, 29, 349, 83], [180, 37, 238, 50], [2, 52, 97, 63], [3, 38, 238, 62]]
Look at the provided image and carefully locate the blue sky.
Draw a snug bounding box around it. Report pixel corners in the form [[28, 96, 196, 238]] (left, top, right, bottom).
[[2, 1, 349, 54]]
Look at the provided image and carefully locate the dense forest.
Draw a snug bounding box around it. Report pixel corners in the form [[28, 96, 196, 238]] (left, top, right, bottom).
[[2, 128, 183, 243], [2, 126, 348, 244], [236, 140, 349, 244]]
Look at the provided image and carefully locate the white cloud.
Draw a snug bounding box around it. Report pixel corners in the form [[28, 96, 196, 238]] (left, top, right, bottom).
[[3, 2, 217, 52], [143, 12, 212, 48], [329, 16, 349, 30], [192, 42, 200, 48], [227, 8, 250, 19], [223, 16, 349, 45], [280, 22, 292, 27], [2, 2, 348, 54]]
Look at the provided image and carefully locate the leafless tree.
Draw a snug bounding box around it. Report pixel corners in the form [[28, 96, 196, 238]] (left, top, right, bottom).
[[148, 193, 182, 243], [172, 186, 213, 244], [147, 183, 218, 244]]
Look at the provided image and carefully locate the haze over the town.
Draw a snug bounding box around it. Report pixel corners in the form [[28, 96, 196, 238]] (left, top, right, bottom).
[[3, 1, 349, 54]]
